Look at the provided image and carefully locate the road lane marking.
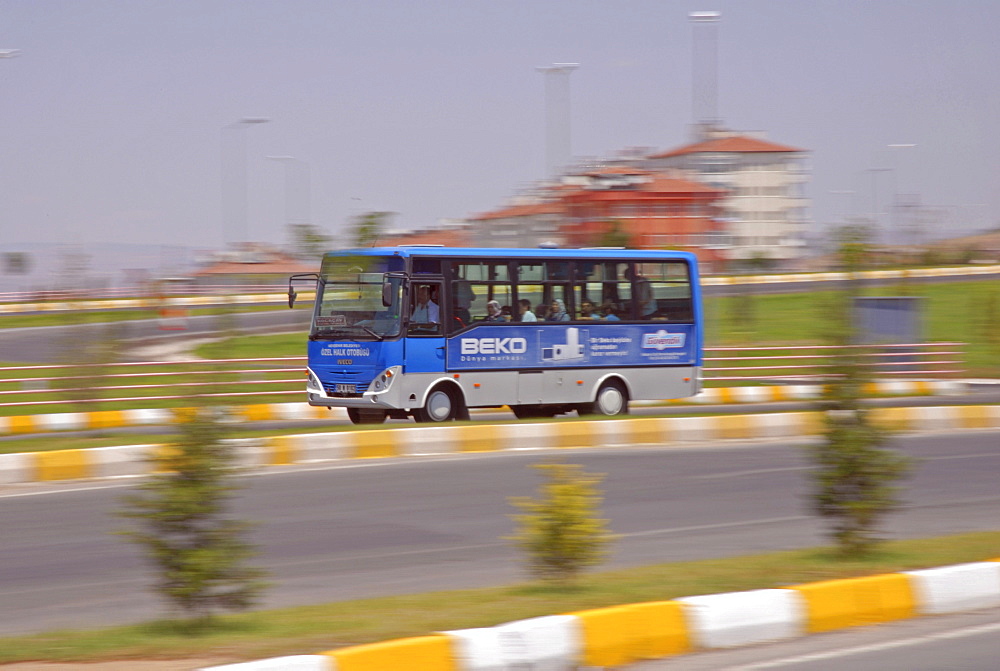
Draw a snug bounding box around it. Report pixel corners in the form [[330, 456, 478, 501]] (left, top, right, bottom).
[[735, 620, 1000, 669], [693, 466, 809, 479]]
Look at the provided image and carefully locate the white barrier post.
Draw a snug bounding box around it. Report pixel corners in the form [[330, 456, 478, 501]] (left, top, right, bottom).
[[495, 614, 583, 670], [678, 589, 804, 649], [905, 562, 1000, 614]]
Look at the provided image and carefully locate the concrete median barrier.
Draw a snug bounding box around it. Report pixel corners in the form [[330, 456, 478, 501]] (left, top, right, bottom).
[[676, 588, 804, 649], [323, 634, 455, 671], [1, 406, 997, 485], [492, 614, 581, 671], [199, 656, 331, 670], [195, 556, 1000, 671], [905, 562, 1000, 614]]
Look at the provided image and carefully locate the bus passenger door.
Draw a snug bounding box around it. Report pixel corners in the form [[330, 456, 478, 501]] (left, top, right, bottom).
[[405, 281, 446, 373]]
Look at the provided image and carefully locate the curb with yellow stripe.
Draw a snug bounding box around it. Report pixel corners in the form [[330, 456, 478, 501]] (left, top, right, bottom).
[[0, 379, 968, 437], [2, 406, 998, 486], [201, 558, 1000, 670]]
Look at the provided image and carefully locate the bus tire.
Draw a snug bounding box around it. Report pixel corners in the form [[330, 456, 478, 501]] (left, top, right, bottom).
[[415, 386, 462, 423], [591, 380, 629, 416], [347, 408, 387, 424]]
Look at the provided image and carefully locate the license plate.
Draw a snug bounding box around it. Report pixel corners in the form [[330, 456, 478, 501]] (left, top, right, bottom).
[[335, 383, 356, 394]]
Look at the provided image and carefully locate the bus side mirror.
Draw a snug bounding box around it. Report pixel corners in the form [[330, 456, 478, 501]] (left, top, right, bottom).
[[381, 282, 393, 307], [288, 288, 297, 309]]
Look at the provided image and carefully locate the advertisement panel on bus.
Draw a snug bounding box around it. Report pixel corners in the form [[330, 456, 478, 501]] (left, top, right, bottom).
[[447, 323, 697, 370]]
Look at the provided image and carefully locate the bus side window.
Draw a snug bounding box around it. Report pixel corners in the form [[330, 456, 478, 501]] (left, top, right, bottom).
[[635, 261, 693, 321], [517, 284, 544, 322], [468, 282, 512, 321], [451, 279, 473, 329]]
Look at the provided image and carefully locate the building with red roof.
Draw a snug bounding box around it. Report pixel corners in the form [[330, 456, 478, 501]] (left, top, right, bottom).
[[467, 199, 565, 248], [556, 167, 729, 271], [644, 128, 809, 268]]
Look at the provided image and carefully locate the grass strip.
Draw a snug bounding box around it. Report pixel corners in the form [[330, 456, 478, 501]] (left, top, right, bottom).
[[1, 530, 998, 664]]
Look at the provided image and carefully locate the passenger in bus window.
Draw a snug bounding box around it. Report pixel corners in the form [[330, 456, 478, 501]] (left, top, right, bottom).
[[545, 298, 570, 321], [578, 300, 599, 319], [518, 299, 537, 322], [600, 302, 621, 321], [627, 267, 657, 318], [452, 276, 474, 325], [485, 300, 505, 321], [412, 286, 439, 323], [500, 305, 513, 321]]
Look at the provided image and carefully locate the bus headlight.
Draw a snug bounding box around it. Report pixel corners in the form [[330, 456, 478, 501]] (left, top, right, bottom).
[[370, 366, 399, 392], [306, 370, 322, 392]]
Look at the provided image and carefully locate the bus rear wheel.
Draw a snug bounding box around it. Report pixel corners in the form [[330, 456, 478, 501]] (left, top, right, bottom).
[[414, 387, 462, 423], [347, 408, 387, 424], [589, 380, 629, 416]]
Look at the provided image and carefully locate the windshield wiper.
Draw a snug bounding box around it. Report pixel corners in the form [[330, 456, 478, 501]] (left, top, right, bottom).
[[355, 324, 383, 340]]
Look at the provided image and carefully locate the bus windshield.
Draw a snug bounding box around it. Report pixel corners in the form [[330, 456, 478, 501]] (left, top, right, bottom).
[[311, 273, 403, 340]]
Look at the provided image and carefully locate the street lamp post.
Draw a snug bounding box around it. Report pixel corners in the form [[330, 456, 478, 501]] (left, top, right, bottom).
[[689, 11, 721, 132], [867, 167, 893, 245], [266, 156, 312, 231], [886, 144, 917, 246], [222, 117, 270, 246], [536, 63, 579, 178]]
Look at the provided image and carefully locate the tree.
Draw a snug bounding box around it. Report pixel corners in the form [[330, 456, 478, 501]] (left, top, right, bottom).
[[595, 219, 632, 248], [118, 409, 268, 625], [287, 223, 332, 260], [507, 462, 613, 586], [805, 225, 912, 557], [2, 251, 31, 275], [348, 211, 394, 248]]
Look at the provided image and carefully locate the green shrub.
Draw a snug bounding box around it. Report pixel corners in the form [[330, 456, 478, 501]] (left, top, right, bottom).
[[507, 463, 614, 586]]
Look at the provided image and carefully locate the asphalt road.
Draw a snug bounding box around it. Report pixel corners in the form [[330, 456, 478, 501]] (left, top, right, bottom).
[[1, 430, 999, 637], [629, 606, 1000, 670]]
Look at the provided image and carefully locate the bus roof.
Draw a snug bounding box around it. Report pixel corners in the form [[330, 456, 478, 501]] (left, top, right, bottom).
[[325, 247, 698, 262]]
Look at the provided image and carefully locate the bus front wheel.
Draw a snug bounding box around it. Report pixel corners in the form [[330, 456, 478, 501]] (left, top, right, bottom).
[[347, 408, 387, 424], [588, 380, 629, 416], [414, 387, 462, 423]]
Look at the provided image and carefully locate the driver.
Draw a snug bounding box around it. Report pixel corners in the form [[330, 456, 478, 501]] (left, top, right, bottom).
[[411, 285, 439, 323]]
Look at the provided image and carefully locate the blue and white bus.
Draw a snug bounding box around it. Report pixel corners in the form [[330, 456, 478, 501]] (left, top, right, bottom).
[[288, 247, 703, 424]]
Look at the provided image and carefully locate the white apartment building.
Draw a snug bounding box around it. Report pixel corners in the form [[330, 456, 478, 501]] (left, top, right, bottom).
[[643, 128, 810, 268]]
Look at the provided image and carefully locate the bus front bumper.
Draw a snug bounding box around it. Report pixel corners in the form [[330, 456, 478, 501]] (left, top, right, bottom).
[[307, 392, 403, 410], [306, 365, 411, 410]]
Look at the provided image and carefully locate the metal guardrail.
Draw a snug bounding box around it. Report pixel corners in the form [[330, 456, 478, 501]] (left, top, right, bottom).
[[0, 344, 965, 410], [3, 264, 999, 312], [0, 358, 304, 408], [703, 342, 966, 382]]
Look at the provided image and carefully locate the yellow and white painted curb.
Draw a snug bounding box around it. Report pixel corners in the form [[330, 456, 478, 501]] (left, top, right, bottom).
[[200, 558, 1000, 670], [659, 379, 964, 406], [0, 380, 968, 437], [2, 406, 998, 486]]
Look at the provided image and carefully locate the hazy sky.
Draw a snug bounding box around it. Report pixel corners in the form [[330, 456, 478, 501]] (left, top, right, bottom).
[[1, 0, 998, 252]]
